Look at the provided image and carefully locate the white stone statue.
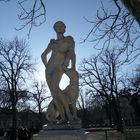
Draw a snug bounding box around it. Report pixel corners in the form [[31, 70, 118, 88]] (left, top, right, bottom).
[[46, 67, 80, 123], [41, 21, 80, 126]]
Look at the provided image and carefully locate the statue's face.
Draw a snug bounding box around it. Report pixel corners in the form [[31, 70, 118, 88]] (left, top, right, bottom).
[[54, 22, 66, 34]]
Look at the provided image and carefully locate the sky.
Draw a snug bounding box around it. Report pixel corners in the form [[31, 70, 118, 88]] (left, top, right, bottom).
[[1, 0, 138, 90], [0, 0, 103, 86]]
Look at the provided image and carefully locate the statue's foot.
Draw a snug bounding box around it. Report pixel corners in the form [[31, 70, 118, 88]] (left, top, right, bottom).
[[74, 117, 81, 122], [68, 117, 81, 124], [58, 118, 67, 124], [50, 121, 58, 124]]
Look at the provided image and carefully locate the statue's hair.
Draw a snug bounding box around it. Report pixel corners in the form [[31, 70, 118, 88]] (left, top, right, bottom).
[[53, 21, 66, 30]]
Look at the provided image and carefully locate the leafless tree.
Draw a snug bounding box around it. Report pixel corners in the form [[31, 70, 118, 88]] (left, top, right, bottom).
[[130, 65, 140, 92], [120, 64, 140, 118], [77, 89, 89, 126], [0, 37, 34, 140], [120, 64, 140, 95], [0, 0, 10, 2], [77, 89, 102, 127], [0, 0, 46, 38], [0, 85, 31, 111], [77, 89, 90, 110], [79, 47, 125, 132], [83, 0, 140, 63], [31, 81, 51, 127], [16, 90, 31, 111], [0, 89, 10, 108]]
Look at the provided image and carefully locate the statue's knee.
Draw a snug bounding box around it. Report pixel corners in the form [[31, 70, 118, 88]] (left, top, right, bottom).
[[51, 87, 61, 97]]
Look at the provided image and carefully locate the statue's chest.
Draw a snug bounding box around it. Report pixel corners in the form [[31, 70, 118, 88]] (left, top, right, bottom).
[[52, 40, 70, 53]]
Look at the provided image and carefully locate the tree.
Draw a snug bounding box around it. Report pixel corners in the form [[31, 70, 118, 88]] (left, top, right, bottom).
[[129, 65, 140, 95], [0, 86, 31, 111], [121, 64, 140, 118], [83, 0, 140, 62], [31, 81, 51, 128], [79, 47, 124, 132], [0, 37, 34, 140], [16, 90, 31, 111], [77, 89, 107, 127], [77, 89, 90, 127], [0, 88, 10, 108], [0, 0, 46, 37]]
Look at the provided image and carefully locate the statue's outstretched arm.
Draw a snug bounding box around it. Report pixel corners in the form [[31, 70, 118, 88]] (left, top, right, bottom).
[[69, 42, 76, 70], [63, 36, 76, 70], [41, 43, 52, 67], [72, 52, 76, 70]]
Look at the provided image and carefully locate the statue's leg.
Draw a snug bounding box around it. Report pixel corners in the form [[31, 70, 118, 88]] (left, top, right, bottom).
[[45, 68, 73, 123], [72, 102, 78, 119], [72, 101, 80, 121], [46, 100, 58, 122], [45, 69, 66, 123], [61, 94, 73, 122], [51, 68, 73, 122], [52, 94, 66, 123], [56, 68, 74, 122]]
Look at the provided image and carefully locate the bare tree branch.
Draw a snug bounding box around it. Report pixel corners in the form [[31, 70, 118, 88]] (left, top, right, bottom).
[[0, 0, 46, 38], [16, 0, 46, 38], [0, 0, 10, 2], [83, 1, 140, 63], [0, 37, 35, 140], [31, 81, 51, 113], [79, 47, 125, 131]]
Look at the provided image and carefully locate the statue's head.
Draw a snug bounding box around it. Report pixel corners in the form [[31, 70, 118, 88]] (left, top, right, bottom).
[[53, 21, 66, 34]]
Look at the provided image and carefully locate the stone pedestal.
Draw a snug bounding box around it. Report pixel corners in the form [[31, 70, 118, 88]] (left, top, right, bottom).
[[33, 129, 85, 140], [43, 121, 81, 130]]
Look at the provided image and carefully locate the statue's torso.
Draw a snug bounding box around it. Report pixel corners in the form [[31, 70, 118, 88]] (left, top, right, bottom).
[[47, 36, 74, 67]]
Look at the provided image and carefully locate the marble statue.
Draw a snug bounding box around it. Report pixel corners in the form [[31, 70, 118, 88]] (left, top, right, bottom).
[[46, 67, 80, 123], [41, 21, 80, 128], [63, 67, 80, 121]]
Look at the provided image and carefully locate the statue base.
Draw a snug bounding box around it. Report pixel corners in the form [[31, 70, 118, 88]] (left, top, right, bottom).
[[33, 129, 85, 140], [43, 121, 81, 130]]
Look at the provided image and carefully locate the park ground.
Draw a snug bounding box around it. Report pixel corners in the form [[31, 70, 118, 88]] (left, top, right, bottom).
[[84, 128, 140, 140]]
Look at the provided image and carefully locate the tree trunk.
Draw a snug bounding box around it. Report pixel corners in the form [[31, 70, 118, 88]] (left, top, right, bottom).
[[115, 110, 123, 132], [81, 108, 88, 128], [104, 103, 113, 126], [38, 112, 43, 130], [110, 100, 124, 132], [12, 103, 17, 140]]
